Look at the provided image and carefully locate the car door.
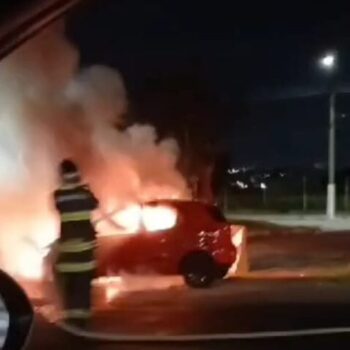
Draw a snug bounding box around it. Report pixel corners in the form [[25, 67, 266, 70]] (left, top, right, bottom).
[[140, 229, 175, 274], [138, 204, 179, 274], [111, 232, 152, 274]]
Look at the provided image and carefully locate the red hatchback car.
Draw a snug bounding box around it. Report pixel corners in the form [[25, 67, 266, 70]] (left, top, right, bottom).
[[96, 200, 247, 288]]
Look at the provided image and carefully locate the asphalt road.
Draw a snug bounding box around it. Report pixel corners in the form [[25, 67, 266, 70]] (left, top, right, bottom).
[[24, 231, 350, 349], [249, 231, 350, 270], [28, 278, 350, 350], [24, 315, 350, 350]]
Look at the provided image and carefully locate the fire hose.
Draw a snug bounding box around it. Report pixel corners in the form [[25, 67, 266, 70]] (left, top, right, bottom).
[[56, 319, 350, 341], [93, 209, 124, 231]]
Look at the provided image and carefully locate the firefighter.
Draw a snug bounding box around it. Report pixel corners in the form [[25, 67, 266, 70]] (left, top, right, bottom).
[[53, 159, 98, 328]]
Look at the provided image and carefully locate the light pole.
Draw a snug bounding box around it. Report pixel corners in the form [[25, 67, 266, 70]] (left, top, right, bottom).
[[260, 182, 267, 208], [319, 52, 337, 219], [302, 175, 308, 213]]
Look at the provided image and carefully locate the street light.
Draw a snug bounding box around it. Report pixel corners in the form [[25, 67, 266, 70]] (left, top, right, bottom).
[[319, 51, 337, 219], [319, 53, 336, 69], [260, 182, 267, 207]]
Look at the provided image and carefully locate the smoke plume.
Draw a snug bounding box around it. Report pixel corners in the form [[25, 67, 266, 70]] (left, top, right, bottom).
[[0, 22, 189, 278]]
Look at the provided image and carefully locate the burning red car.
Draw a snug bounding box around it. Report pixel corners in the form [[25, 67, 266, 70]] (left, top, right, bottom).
[[96, 200, 247, 288]]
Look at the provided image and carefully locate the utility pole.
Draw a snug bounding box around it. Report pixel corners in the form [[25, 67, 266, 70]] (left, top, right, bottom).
[[327, 92, 336, 219]]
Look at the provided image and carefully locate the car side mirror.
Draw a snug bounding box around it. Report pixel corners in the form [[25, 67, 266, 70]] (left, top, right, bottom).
[[0, 270, 33, 349]]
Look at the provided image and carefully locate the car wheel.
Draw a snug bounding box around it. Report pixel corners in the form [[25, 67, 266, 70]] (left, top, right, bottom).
[[181, 253, 216, 288]]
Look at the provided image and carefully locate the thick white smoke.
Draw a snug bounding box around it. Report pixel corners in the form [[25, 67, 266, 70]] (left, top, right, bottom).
[[66, 66, 189, 209], [0, 22, 189, 278]]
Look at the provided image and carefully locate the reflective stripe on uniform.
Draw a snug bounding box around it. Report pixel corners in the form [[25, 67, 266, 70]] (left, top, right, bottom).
[[58, 240, 96, 253], [56, 261, 97, 272], [63, 309, 91, 319], [60, 183, 81, 190], [56, 193, 89, 203], [63, 171, 79, 179], [61, 211, 91, 222]]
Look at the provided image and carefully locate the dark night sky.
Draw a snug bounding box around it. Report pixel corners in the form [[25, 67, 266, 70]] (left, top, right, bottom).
[[67, 1, 350, 168]]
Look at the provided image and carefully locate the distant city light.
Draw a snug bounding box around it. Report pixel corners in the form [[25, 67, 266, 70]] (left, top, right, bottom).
[[236, 181, 248, 189], [227, 167, 240, 175], [319, 53, 336, 69], [227, 166, 254, 175], [260, 182, 267, 190]]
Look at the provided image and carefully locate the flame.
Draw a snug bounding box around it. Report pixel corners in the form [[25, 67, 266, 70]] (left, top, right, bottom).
[[229, 226, 247, 276], [6, 209, 58, 281], [0, 21, 193, 284], [18, 248, 47, 280], [96, 203, 178, 237], [94, 274, 183, 304], [106, 285, 121, 303], [94, 276, 123, 303], [231, 227, 244, 248], [111, 204, 142, 233], [141, 205, 177, 231], [14, 202, 178, 281], [94, 205, 142, 236]]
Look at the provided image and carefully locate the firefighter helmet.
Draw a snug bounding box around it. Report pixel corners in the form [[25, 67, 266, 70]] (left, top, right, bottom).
[[59, 159, 81, 185]]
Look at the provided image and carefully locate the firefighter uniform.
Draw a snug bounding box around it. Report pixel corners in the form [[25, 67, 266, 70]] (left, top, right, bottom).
[[53, 161, 98, 327]]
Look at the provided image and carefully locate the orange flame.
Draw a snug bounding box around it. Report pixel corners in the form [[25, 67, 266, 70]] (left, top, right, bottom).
[[96, 204, 178, 236], [142, 205, 177, 231], [13, 202, 178, 282], [11, 211, 58, 281]]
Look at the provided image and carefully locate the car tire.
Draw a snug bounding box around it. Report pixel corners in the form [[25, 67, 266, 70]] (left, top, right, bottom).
[[181, 252, 216, 288]]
